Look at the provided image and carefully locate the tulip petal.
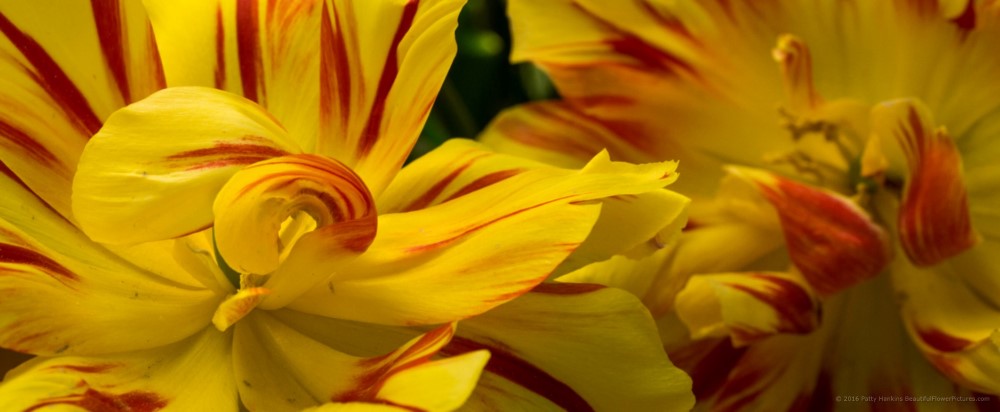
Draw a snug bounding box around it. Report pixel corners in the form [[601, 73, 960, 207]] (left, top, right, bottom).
[[870, 99, 980, 266], [1, 169, 219, 356], [441, 283, 695, 411], [892, 235, 1000, 393], [478, 101, 652, 169], [213, 154, 377, 309], [318, 0, 464, 196], [726, 166, 891, 296], [144, 0, 322, 152], [72, 87, 300, 245], [234, 313, 487, 411], [291, 147, 678, 326], [377, 139, 546, 214], [381, 138, 689, 275], [0, 328, 234, 412], [675, 271, 820, 347], [0, 1, 163, 219]]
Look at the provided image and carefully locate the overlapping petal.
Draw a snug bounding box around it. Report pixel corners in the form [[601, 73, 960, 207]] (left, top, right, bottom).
[[234, 313, 487, 411], [0, 328, 234, 411], [144, 0, 322, 152], [72, 87, 300, 244], [214, 154, 378, 309], [892, 239, 1000, 393], [725, 166, 890, 297], [0, 0, 163, 220], [318, 0, 465, 196], [443, 283, 695, 411], [1, 169, 218, 356], [869, 99, 980, 266], [478, 101, 652, 169], [675, 271, 820, 347], [290, 141, 678, 326]]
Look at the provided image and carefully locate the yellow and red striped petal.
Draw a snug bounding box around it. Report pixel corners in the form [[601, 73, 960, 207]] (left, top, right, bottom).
[[290, 147, 678, 326], [72, 87, 300, 245], [0, 1, 163, 220], [478, 101, 653, 169], [1, 170, 218, 356], [443, 283, 695, 411], [870, 99, 980, 266], [144, 0, 322, 152], [234, 314, 487, 411], [318, 0, 465, 196], [213, 154, 377, 310], [381, 138, 688, 275], [892, 238, 1000, 393], [675, 272, 820, 347], [726, 166, 891, 297], [377, 139, 547, 214], [0, 328, 235, 411]]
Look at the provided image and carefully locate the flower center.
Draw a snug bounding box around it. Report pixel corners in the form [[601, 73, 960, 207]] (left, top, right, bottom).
[[206, 154, 377, 331]]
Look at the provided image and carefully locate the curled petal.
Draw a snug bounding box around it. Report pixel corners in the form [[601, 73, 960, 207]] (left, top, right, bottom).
[[0, 329, 235, 411], [292, 143, 678, 326], [213, 154, 377, 310], [72, 87, 299, 244], [727, 166, 890, 296], [675, 272, 820, 347], [870, 99, 979, 266]]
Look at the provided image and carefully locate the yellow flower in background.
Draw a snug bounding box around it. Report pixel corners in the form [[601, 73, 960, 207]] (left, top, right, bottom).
[[0, 0, 694, 411], [486, 0, 1000, 409]]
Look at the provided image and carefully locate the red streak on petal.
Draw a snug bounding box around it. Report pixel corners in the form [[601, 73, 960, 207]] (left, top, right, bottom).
[[897, 113, 977, 266], [531, 282, 605, 295], [917, 327, 972, 352], [0, 11, 102, 136], [236, 0, 263, 103], [758, 177, 889, 296], [440, 337, 594, 412], [0, 243, 78, 282], [25, 388, 168, 412], [165, 136, 288, 170], [399, 156, 480, 212], [214, 5, 227, 89], [338, 325, 453, 403], [669, 338, 747, 401], [726, 273, 818, 335], [147, 23, 166, 90], [357, 0, 419, 156], [493, 103, 603, 161], [320, 1, 353, 129], [48, 364, 119, 374], [91, 0, 130, 103], [404, 195, 573, 254], [442, 169, 524, 203], [0, 119, 60, 165], [952, 1, 977, 31]]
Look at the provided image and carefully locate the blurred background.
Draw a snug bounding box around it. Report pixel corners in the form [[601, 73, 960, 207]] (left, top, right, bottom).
[[410, 0, 557, 161]]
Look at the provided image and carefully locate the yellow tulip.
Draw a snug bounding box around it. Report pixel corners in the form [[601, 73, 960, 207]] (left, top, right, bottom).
[[490, 0, 1000, 409], [0, 0, 694, 410]]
